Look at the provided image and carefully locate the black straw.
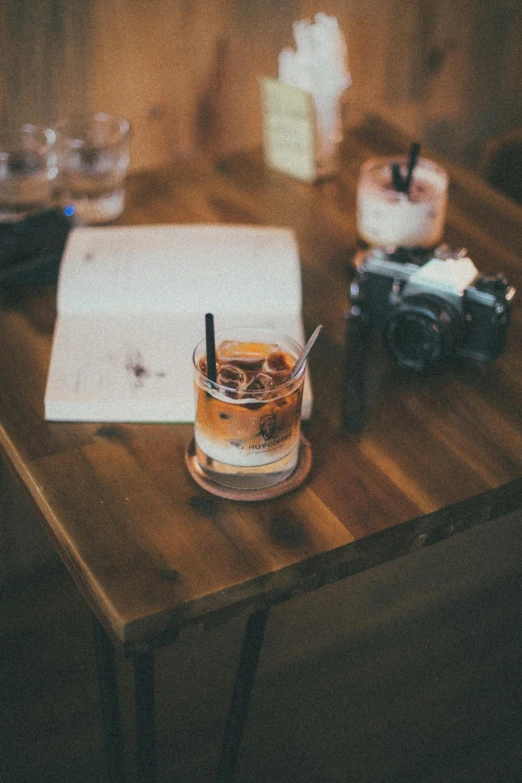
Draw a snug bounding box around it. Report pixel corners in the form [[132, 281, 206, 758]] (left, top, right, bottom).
[[205, 313, 217, 383], [404, 141, 421, 195], [391, 162, 404, 192]]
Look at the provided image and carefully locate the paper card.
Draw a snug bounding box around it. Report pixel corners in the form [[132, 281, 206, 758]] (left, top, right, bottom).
[[260, 78, 318, 182]]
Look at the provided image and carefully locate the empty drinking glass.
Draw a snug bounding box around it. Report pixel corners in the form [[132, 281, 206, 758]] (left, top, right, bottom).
[[0, 124, 58, 222], [56, 112, 131, 225]]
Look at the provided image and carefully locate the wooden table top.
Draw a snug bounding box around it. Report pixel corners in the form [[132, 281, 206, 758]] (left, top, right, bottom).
[[1, 116, 521, 655]]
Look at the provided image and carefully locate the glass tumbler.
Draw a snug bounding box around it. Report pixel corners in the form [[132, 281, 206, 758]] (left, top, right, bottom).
[[193, 328, 306, 490], [356, 155, 449, 249], [0, 124, 58, 222], [56, 112, 131, 225]]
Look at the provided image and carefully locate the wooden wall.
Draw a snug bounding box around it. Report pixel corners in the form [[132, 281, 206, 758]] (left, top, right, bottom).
[[1, 0, 522, 171], [2, 0, 522, 174]]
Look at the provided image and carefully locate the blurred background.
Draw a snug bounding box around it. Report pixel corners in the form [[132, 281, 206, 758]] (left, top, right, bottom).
[[1, 0, 521, 194]]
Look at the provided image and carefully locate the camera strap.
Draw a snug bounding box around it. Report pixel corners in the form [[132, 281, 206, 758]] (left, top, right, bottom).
[[341, 304, 372, 431]]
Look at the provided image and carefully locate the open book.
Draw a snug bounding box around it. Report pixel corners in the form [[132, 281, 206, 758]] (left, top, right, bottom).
[[44, 224, 313, 422]]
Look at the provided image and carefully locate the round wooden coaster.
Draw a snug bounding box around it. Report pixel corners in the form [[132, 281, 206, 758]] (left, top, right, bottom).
[[185, 434, 312, 501]]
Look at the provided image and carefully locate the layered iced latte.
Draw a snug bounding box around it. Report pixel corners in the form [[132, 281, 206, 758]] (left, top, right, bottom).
[[193, 329, 305, 489]]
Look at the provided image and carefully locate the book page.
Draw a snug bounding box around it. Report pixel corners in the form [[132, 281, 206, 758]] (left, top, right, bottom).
[[45, 224, 313, 422], [45, 311, 312, 422], [57, 225, 303, 315]]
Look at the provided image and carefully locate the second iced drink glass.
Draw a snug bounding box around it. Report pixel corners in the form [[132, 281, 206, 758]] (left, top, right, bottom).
[[356, 155, 449, 249]]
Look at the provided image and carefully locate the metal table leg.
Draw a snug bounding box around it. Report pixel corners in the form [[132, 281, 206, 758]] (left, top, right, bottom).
[[93, 616, 157, 783], [215, 607, 270, 783], [94, 606, 264, 783], [92, 615, 126, 783], [134, 647, 157, 783]]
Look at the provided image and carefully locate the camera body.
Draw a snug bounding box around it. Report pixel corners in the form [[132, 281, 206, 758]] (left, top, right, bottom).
[[350, 245, 516, 372]]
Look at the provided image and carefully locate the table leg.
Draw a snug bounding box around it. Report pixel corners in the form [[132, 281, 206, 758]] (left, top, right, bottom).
[[215, 607, 270, 783], [92, 615, 126, 783], [134, 647, 156, 783]]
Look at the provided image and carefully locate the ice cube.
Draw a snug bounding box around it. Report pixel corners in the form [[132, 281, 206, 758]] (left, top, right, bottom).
[[217, 340, 279, 369], [245, 372, 274, 395], [263, 350, 293, 377], [217, 364, 247, 392]]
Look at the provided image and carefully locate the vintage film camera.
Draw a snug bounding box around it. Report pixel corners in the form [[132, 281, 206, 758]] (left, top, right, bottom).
[[342, 245, 515, 428]]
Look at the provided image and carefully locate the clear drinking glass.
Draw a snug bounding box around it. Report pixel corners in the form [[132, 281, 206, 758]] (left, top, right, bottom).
[[356, 156, 449, 249], [56, 112, 130, 225], [193, 328, 306, 490], [0, 124, 58, 222]]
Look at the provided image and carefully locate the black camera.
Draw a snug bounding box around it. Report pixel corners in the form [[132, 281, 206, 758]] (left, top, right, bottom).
[[349, 245, 515, 373]]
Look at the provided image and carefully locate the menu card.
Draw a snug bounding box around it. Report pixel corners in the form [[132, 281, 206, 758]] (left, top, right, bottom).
[[260, 78, 318, 182], [44, 224, 313, 422]]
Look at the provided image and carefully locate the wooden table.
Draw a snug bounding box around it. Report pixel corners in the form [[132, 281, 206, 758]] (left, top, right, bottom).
[[1, 116, 522, 782]]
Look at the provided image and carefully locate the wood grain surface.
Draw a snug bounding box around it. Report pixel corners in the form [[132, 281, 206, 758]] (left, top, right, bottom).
[[1, 117, 521, 653]]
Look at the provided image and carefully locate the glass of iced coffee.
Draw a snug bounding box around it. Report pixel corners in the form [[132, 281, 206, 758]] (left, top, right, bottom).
[[356, 156, 449, 249], [193, 328, 306, 490]]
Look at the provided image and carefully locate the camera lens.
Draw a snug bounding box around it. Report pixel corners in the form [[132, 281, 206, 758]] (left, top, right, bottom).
[[384, 295, 461, 372]]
